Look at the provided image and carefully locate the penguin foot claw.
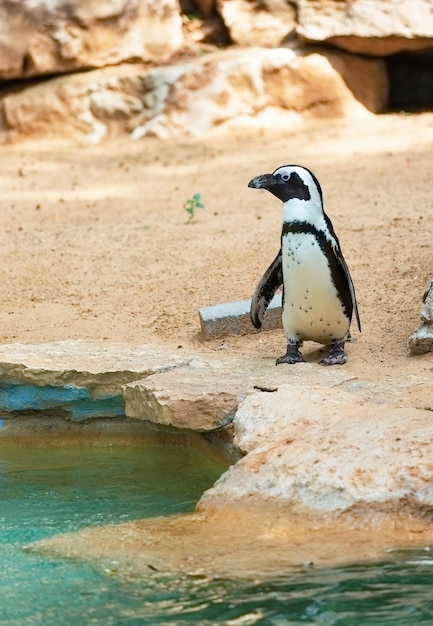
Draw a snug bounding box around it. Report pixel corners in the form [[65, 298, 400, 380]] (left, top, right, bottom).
[[276, 340, 305, 365], [276, 353, 305, 365], [320, 341, 347, 366], [320, 353, 347, 366]]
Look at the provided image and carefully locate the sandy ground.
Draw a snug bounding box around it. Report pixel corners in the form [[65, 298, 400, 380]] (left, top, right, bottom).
[[1, 112, 433, 384]]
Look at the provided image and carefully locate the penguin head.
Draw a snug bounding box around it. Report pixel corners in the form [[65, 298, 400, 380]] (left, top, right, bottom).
[[248, 165, 323, 207]]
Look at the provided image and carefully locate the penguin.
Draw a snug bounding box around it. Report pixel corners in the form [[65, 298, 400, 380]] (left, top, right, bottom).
[[248, 164, 360, 366]]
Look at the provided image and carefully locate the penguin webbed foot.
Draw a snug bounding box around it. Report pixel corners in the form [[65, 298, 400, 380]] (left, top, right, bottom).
[[276, 339, 305, 365], [320, 340, 347, 366]]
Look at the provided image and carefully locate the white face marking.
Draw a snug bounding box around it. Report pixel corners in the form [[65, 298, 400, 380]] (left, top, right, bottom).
[[273, 165, 327, 231]]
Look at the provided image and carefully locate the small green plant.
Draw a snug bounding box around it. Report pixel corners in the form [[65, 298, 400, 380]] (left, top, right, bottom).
[[184, 193, 205, 222]]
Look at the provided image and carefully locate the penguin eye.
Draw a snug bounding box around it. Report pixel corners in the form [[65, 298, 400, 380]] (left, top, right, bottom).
[[281, 173, 290, 182]]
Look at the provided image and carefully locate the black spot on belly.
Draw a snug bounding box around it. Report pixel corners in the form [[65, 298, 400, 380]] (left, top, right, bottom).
[[282, 222, 354, 323]]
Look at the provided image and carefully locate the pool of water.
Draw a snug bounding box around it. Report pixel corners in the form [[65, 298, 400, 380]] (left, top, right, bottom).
[[1, 445, 433, 625]]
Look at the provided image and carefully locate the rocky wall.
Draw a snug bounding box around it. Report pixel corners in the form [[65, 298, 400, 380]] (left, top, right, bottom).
[[2, 0, 432, 141]]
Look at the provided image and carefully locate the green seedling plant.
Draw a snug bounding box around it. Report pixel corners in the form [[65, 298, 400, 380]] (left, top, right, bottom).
[[184, 193, 205, 222]]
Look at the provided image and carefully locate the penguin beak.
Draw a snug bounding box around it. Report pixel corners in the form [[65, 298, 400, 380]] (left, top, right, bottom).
[[248, 174, 274, 190]]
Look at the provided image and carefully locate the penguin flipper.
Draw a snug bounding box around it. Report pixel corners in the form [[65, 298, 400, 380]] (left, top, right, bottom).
[[251, 249, 283, 329], [335, 246, 361, 333], [323, 213, 361, 334]]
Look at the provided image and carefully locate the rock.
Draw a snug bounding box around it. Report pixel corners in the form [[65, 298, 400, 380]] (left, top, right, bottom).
[[297, 0, 433, 56], [409, 278, 433, 354], [131, 46, 387, 139], [198, 385, 433, 516], [124, 360, 249, 430], [218, 0, 297, 47], [409, 325, 433, 355], [1, 63, 188, 144], [1, 46, 387, 142], [124, 356, 362, 430], [0, 339, 357, 425], [0, 340, 190, 389], [0, 0, 183, 80], [198, 294, 282, 339]]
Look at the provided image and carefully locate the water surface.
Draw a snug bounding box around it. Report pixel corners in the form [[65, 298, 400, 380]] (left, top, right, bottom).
[[1, 445, 433, 625]]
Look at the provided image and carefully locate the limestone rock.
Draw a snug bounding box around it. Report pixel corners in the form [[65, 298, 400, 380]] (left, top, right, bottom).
[[124, 356, 360, 430], [1, 63, 187, 143], [1, 46, 387, 143], [198, 385, 433, 516], [409, 324, 433, 354], [297, 0, 433, 56], [124, 360, 249, 430], [198, 294, 282, 339], [218, 0, 297, 46], [0, 0, 183, 80], [131, 46, 387, 139], [0, 340, 190, 396], [409, 278, 433, 354]]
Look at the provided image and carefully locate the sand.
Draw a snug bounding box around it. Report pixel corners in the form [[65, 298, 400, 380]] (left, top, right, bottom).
[[0, 111, 432, 385]]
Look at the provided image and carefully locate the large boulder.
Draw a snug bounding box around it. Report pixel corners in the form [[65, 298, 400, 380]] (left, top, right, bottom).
[[198, 385, 433, 517], [0, 0, 183, 80], [297, 0, 433, 55], [0, 46, 388, 142]]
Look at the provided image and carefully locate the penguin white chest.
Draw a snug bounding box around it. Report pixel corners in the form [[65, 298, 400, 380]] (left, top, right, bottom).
[[281, 232, 349, 344]]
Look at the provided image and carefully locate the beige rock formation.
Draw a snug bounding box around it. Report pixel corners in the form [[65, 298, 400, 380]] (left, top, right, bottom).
[[297, 0, 433, 55], [0, 0, 183, 80], [218, 0, 297, 46], [198, 385, 433, 517], [123, 360, 243, 430], [0, 340, 190, 396], [123, 354, 365, 431], [1, 46, 387, 143]]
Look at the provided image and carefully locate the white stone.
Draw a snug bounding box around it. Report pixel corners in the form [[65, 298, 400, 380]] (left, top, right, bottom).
[[0, 340, 191, 396], [297, 0, 433, 55], [199, 294, 282, 339], [199, 385, 433, 514]]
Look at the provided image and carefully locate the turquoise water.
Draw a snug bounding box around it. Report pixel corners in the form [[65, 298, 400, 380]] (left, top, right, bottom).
[[1, 445, 433, 625]]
